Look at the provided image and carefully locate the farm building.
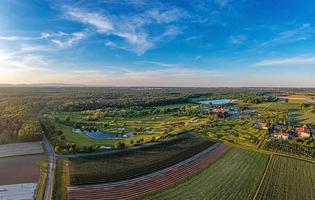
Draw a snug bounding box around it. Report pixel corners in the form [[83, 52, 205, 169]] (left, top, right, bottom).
[[254, 123, 270, 130], [273, 131, 289, 140], [295, 127, 311, 138]]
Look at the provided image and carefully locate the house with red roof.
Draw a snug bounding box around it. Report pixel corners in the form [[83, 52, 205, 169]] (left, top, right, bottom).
[[295, 126, 311, 138], [259, 122, 270, 130]]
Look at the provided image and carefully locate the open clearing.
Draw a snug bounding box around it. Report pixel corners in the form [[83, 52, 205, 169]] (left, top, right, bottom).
[[0, 155, 41, 185], [142, 148, 269, 200], [255, 156, 315, 200], [0, 183, 37, 200], [0, 141, 42, 158]]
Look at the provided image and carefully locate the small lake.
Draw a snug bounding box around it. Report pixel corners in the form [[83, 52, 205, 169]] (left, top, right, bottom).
[[308, 100, 315, 103], [197, 99, 233, 105], [73, 129, 134, 140]]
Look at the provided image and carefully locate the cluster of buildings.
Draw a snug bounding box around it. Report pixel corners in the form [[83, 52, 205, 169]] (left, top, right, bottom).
[[254, 122, 312, 140]]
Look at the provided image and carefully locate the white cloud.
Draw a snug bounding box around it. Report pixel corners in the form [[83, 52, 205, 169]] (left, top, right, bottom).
[[49, 31, 87, 48], [255, 55, 315, 66], [64, 6, 184, 55], [0, 49, 50, 71], [105, 40, 117, 47], [185, 36, 200, 41], [146, 7, 186, 24], [194, 56, 201, 60], [66, 8, 113, 33], [229, 35, 247, 45], [20, 44, 52, 52], [260, 23, 315, 47], [138, 61, 179, 68], [213, 0, 231, 7], [0, 36, 41, 41]]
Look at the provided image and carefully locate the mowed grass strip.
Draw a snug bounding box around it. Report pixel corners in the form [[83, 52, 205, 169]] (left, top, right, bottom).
[[255, 156, 315, 200], [141, 148, 269, 200]]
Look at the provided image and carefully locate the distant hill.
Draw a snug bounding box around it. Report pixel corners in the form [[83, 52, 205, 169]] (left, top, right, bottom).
[[0, 83, 88, 88]]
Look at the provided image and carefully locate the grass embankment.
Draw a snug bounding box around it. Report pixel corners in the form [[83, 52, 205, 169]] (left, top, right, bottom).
[[53, 159, 70, 200], [142, 148, 269, 200], [255, 155, 315, 200], [69, 135, 214, 185], [35, 155, 48, 200]]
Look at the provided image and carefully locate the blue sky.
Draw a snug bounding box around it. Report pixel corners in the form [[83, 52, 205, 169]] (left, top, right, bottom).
[[1, 0, 315, 87]]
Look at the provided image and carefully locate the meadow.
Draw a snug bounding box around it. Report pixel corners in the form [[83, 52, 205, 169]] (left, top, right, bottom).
[[255, 155, 315, 200], [142, 148, 269, 200]]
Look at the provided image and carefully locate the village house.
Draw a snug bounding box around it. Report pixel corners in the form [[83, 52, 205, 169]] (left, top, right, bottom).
[[259, 122, 270, 130], [214, 108, 225, 113], [295, 127, 311, 138], [273, 131, 289, 140]]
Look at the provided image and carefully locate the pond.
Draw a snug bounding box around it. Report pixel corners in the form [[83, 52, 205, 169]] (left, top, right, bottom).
[[72, 129, 134, 140], [197, 99, 233, 105]]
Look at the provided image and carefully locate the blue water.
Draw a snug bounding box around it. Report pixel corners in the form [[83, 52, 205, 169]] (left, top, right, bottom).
[[197, 99, 232, 105], [73, 129, 134, 140]]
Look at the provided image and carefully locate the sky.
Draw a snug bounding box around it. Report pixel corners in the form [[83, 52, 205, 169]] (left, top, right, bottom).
[[1, 0, 315, 87]]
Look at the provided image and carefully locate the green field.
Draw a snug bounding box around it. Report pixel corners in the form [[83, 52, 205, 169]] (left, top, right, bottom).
[[207, 120, 263, 147], [256, 156, 315, 200], [69, 134, 213, 185], [142, 148, 269, 200], [252, 102, 300, 111], [48, 108, 208, 149]]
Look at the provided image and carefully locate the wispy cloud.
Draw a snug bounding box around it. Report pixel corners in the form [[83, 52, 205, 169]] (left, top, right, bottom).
[[260, 23, 315, 47], [213, 0, 231, 7], [0, 35, 41, 41], [138, 60, 179, 68], [255, 55, 315, 66], [64, 6, 185, 55], [20, 44, 53, 52], [0, 49, 50, 71], [49, 31, 87, 48], [229, 35, 247, 45], [194, 56, 201, 60]]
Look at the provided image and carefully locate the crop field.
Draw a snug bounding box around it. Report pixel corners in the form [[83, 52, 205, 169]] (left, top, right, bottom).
[[279, 94, 315, 103], [0, 142, 43, 158], [255, 156, 315, 200], [252, 102, 300, 111], [0, 155, 41, 185], [69, 135, 214, 185], [142, 148, 269, 200]]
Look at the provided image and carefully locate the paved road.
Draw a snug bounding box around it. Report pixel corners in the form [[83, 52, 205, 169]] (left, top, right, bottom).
[[42, 137, 56, 200], [58, 131, 193, 159]]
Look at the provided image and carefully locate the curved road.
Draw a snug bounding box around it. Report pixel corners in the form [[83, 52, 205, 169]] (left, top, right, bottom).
[[42, 137, 56, 200]]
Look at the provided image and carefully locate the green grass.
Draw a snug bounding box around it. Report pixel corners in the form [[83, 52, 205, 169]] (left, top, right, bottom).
[[252, 102, 300, 111], [50, 110, 208, 148], [207, 120, 263, 147], [69, 135, 213, 185], [255, 155, 315, 200], [53, 159, 70, 200], [142, 148, 269, 200]]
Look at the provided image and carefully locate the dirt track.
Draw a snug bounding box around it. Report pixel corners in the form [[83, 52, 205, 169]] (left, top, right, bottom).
[[0, 155, 41, 185]]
